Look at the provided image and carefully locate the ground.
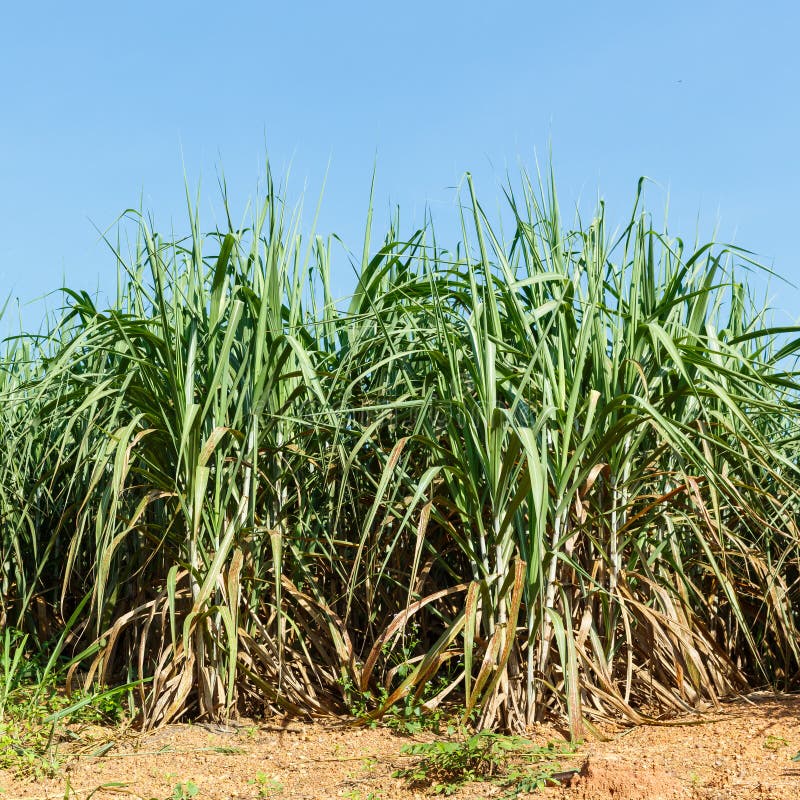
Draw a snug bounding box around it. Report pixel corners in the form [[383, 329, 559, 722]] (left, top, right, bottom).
[[1, 693, 799, 800]]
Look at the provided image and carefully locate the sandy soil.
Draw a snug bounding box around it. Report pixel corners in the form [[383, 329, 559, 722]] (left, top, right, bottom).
[[1, 693, 799, 800]]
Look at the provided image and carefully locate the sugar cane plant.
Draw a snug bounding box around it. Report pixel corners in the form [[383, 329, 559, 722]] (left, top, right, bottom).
[[1, 165, 799, 734]]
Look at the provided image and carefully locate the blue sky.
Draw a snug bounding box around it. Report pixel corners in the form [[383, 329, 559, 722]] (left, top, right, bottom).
[[2, 1, 799, 330]]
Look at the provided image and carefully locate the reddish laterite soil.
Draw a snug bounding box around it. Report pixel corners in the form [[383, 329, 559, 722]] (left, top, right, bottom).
[[1, 692, 799, 800]]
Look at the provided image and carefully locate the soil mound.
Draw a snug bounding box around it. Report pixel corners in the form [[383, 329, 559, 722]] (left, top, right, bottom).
[[565, 755, 683, 800]]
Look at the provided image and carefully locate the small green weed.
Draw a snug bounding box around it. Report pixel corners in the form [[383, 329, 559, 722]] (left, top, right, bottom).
[[249, 771, 283, 796], [361, 755, 377, 772], [171, 780, 199, 800], [146, 781, 200, 800], [394, 726, 577, 796], [763, 734, 788, 751]]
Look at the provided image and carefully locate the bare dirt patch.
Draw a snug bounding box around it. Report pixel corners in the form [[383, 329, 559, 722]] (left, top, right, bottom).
[[562, 756, 682, 800], [1, 693, 799, 800]]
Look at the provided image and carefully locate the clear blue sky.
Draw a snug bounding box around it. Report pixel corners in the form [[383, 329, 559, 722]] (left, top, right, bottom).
[[2, 1, 799, 330]]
